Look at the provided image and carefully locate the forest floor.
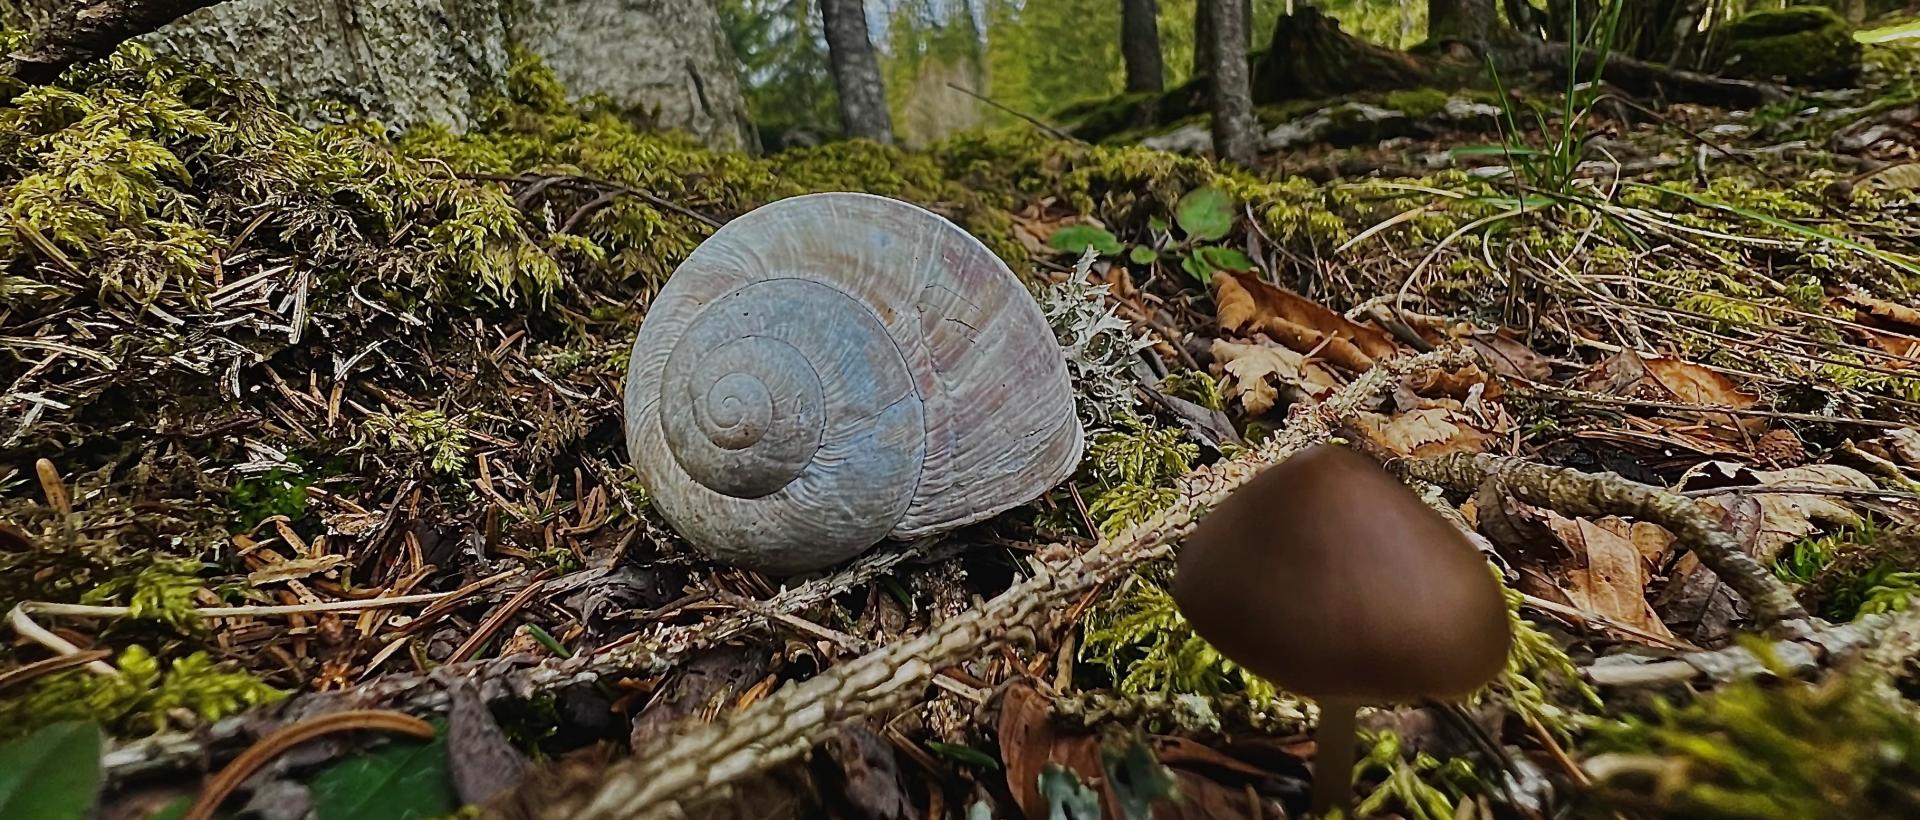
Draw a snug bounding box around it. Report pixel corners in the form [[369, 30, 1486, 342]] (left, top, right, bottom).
[[5, 24, 1920, 820]]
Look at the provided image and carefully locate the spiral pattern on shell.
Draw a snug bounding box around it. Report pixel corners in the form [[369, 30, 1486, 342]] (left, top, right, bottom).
[[624, 193, 1082, 574]]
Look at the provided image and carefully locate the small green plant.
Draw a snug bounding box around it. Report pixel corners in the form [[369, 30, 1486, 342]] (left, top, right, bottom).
[[1045, 185, 1253, 286], [1454, 2, 1624, 199], [1080, 417, 1198, 537], [364, 409, 472, 475], [1352, 730, 1476, 820], [228, 467, 313, 529]]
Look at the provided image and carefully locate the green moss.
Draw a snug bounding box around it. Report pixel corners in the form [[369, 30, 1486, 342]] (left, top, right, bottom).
[[1718, 7, 1864, 88], [1382, 88, 1452, 120], [1579, 649, 1920, 818], [0, 645, 284, 741]]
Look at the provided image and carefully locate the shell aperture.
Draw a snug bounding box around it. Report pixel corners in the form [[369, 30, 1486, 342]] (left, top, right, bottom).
[[625, 193, 1083, 574]]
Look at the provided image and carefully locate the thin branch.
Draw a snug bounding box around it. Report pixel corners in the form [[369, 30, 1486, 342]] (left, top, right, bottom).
[[1400, 452, 1810, 628], [943, 82, 1080, 142]]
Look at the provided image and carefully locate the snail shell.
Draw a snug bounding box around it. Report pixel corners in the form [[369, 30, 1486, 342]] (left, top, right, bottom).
[[624, 193, 1083, 574]]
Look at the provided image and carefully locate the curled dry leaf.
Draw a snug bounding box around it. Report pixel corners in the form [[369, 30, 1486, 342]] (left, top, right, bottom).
[[1212, 272, 1397, 372], [1351, 407, 1493, 458], [1678, 462, 1879, 562], [1211, 339, 1339, 415], [1579, 350, 1764, 437], [1833, 288, 1920, 360], [1353, 362, 1510, 458]]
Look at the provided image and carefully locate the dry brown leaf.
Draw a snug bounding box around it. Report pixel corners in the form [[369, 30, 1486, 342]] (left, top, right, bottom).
[[1404, 361, 1503, 403], [1579, 350, 1764, 437], [1543, 512, 1673, 639], [1450, 324, 1554, 380], [1834, 289, 1920, 362], [246, 554, 346, 585], [1860, 163, 1920, 191], [996, 681, 1285, 820], [1352, 407, 1493, 458], [1884, 428, 1920, 468], [1591, 517, 1678, 572], [1212, 272, 1397, 372], [1211, 339, 1338, 415], [1680, 461, 1877, 562]]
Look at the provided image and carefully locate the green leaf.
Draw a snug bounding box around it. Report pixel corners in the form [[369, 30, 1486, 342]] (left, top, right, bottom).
[[1174, 186, 1234, 241], [1048, 225, 1122, 256], [1127, 245, 1157, 265], [1449, 144, 1543, 158], [0, 721, 103, 820], [1178, 253, 1214, 285], [1195, 245, 1254, 272], [925, 741, 1000, 770], [1147, 215, 1170, 233], [1103, 737, 1179, 820], [1040, 764, 1102, 820], [309, 729, 456, 820]]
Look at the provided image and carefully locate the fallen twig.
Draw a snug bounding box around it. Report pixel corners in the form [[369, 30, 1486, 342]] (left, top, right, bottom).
[[183, 709, 434, 820], [1583, 609, 1910, 688], [1400, 452, 1809, 629]]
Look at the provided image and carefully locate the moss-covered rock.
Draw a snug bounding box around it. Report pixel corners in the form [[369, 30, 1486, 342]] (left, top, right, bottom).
[[1716, 6, 1864, 88]]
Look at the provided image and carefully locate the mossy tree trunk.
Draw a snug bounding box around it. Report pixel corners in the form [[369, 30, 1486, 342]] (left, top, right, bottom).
[[1122, 0, 1166, 93], [819, 0, 894, 145], [1, 0, 219, 83], [1205, 0, 1257, 165]]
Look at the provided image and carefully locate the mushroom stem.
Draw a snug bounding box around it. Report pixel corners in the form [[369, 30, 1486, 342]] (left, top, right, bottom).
[[1310, 697, 1360, 817]]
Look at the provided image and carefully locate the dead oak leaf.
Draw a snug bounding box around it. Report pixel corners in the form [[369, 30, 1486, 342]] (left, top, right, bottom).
[[1679, 462, 1877, 563], [1212, 338, 1339, 415], [1579, 349, 1764, 437], [1351, 407, 1492, 458], [1212, 272, 1397, 372], [1542, 512, 1674, 640]]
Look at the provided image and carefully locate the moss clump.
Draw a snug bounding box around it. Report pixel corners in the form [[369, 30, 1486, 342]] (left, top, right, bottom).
[[0, 645, 284, 741], [1381, 88, 1452, 120], [1580, 653, 1920, 818], [1717, 7, 1863, 88]]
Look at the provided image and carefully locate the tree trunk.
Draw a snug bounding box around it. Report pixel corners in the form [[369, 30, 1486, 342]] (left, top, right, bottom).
[[1121, 0, 1165, 93], [1253, 7, 1427, 102], [1205, 0, 1256, 166], [819, 0, 894, 144], [1428, 0, 1503, 43], [6, 0, 757, 150]]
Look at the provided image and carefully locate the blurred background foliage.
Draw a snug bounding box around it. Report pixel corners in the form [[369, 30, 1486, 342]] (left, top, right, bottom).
[[719, 0, 1429, 150]]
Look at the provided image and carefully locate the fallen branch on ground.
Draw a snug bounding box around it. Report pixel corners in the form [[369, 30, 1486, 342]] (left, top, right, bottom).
[[1584, 607, 1920, 688], [1399, 452, 1810, 629]]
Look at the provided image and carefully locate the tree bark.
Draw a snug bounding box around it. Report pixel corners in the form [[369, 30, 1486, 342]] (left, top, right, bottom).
[[1205, 0, 1256, 165], [1253, 7, 1427, 102], [1121, 0, 1165, 93], [1428, 0, 1503, 43], [2, 0, 220, 83], [819, 0, 894, 144]]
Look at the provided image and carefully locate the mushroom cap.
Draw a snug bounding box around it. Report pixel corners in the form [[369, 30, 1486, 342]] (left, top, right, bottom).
[[1172, 444, 1511, 702]]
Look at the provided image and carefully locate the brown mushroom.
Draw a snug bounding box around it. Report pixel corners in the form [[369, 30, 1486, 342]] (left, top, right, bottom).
[[1172, 443, 1511, 816]]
